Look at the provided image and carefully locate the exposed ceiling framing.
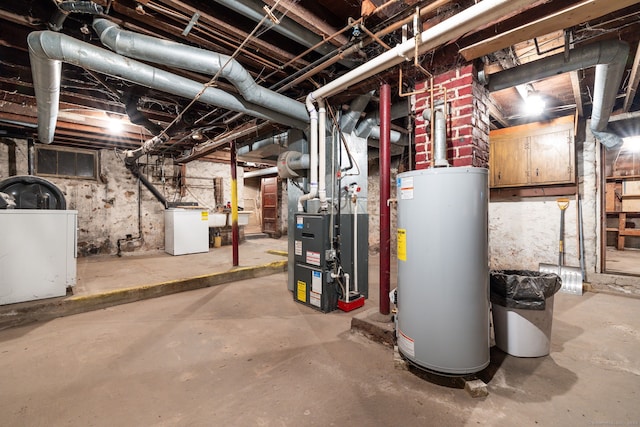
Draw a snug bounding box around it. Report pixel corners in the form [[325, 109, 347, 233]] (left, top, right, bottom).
[[0, 0, 639, 165]]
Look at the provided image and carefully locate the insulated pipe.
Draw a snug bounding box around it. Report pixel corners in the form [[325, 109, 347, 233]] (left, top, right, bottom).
[[298, 96, 318, 211], [484, 39, 629, 147], [27, 31, 308, 144], [308, 0, 538, 102], [379, 83, 391, 316], [93, 19, 309, 124]]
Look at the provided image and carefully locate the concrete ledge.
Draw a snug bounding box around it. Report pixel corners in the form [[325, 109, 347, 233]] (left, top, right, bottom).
[[0, 259, 287, 331], [350, 307, 395, 347], [584, 274, 640, 299], [266, 250, 288, 257]]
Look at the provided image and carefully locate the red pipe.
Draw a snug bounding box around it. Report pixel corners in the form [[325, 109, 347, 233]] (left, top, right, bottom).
[[230, 139, 239, 266], [379, 83, 391, 315]]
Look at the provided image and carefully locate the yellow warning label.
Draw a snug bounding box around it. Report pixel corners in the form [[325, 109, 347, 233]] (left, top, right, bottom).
[[397, 228, 407, 261], [201, 211, 209, 221], [297, 281, 307, 302]]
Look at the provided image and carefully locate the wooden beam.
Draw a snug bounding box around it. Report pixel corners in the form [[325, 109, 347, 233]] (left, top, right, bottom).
[[487, 96, 510, 128], [569, 71, 584, 117], [623, 42, 640, 112], [460, 0, 640, 61]]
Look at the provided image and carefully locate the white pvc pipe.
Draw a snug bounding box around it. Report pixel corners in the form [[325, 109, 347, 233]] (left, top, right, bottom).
[[298, 96, 319, 211], [353, 194, 358, 296], [318, 98, 328, 211], [309, 0, 538, 102]]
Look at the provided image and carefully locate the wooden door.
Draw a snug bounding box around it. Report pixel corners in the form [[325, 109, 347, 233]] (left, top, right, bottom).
[[261, 177, 279, 235]]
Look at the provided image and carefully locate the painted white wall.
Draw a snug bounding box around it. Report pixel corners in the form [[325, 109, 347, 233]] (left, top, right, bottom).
[[488, 120, 593, 274], [0, 138, 242, 256]]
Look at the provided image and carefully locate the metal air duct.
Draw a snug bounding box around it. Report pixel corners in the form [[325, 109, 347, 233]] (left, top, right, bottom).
[[483, 40, 630, 148], [92, 19, 309, 125], [27, 31, 308, 144], [212, 0, 351, 65]]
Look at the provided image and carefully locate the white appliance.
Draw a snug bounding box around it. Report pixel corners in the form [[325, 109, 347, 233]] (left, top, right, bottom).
[[165, 208, 209, 255], [0, 209, 77, 305]]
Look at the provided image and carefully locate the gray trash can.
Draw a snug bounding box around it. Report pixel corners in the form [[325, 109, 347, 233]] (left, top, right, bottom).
[[490, 270, 562, 357]]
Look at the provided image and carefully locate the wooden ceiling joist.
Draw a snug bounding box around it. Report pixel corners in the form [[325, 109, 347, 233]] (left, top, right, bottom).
[[569, 71, 584, 117], [459, 0, 640, 61], [623, 42, 640, 112]]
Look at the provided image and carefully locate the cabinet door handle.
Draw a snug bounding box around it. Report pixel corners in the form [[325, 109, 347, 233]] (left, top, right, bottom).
[[536, 168, 539, 176], [498, 172, 501, 180]]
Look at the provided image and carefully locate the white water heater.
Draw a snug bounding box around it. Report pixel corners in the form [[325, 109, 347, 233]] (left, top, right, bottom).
[[396, 167, 489, 375]]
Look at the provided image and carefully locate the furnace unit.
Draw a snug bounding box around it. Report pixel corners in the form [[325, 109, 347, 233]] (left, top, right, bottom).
[[293, 212, 367, 313]]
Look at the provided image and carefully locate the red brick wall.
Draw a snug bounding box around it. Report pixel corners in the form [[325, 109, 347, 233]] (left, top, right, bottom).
[[414, 64, 490, 169]]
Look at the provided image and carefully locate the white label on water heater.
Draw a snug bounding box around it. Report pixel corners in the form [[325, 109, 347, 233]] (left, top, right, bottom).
[[295, 240, 302, 256], [399, 176, 414, 200], [398, 330, 415, 358]]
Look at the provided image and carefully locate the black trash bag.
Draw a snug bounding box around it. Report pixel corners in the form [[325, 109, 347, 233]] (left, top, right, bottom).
[[490, 270, 562, 310]]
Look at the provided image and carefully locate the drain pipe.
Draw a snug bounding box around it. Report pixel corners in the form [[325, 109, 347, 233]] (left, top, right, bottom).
[[483, 40, 630, 148], [27, 31, 307, 144], [93, 19, 309, 125]]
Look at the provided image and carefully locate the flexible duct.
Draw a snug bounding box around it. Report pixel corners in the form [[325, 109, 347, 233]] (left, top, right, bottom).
[[93, 19, 309, 124], [484, 40, 630, 148], [27, 31, 308, 144]]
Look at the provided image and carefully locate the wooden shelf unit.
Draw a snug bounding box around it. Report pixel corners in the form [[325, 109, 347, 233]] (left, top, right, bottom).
[[606, 212, 640, 250]]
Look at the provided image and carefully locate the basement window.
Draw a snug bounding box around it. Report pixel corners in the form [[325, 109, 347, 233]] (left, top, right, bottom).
[[36, 146, 98, 180]]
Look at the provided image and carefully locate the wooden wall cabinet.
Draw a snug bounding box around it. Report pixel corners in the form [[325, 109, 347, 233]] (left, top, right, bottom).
[[489, 115, 575, 188]]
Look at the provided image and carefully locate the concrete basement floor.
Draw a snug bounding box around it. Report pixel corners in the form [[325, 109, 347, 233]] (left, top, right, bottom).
[[0, 240, 639, 426]]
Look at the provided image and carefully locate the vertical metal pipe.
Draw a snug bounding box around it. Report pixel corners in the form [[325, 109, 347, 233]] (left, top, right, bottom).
[[27, 138, 35, 175], [230, 139, 239, 266], [379, 83, 391, 315]]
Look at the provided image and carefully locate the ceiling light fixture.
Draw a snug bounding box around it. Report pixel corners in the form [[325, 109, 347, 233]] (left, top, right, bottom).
[[622, 136, 640, 153], [107, 116, 124, 134], [524, 91, 546, 116]]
